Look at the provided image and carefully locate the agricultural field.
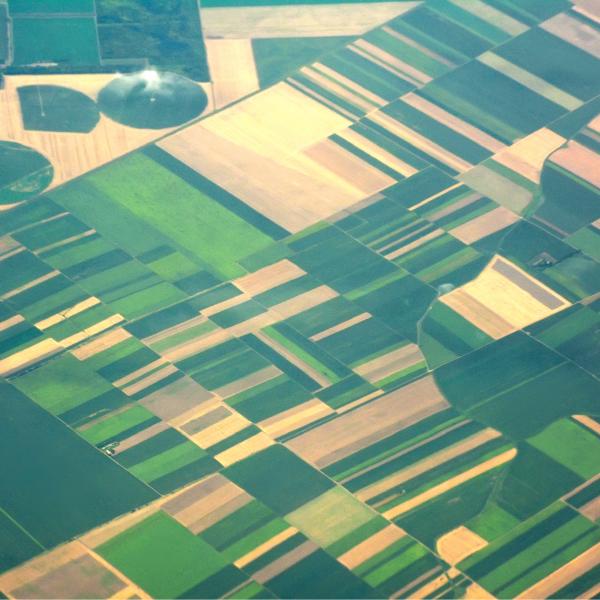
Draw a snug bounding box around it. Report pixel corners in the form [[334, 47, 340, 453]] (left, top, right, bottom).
[[0, 0, 599, 599]]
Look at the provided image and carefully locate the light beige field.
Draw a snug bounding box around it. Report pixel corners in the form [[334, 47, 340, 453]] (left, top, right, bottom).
[[450, 206, 520, 244], [234, 259, 305, 296], [492, 127, 566, 182], [440, 255, 571, 338], [235, 527, 298, 569], [0, 337, 62, 377], [0, 542, 139, 600], [159, 82, 393, 232], [542, 13, 600, 59], [516, 542, 600, 600], [201, 3, 420, 38], [550, 141, 600, 189], [205, 39, 259, 109], [338, 524, 405, 570], [0, 75, 207, 189], [214, 431, 274, 466], [253, 541, 318, 584], [354, 343, 424, 383], [286, 376, 449, 467], [436, 526, 488, 566], [459, 164, 532, 213], [259, 398, 335, 439], [310, 312, 371, 342]]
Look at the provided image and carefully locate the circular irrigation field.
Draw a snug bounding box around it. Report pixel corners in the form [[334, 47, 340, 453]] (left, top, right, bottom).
[[98, 70, 208, 129], [0, 141, 53, 204]]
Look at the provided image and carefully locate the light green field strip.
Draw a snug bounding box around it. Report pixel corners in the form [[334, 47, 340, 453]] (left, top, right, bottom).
[[449, 0, 528, 36], [129, 442, 206, 482], [478, 52, 583, 111]]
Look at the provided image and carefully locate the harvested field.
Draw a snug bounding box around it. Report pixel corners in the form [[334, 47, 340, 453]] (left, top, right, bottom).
[[550, 141, 600, 189], [493, 128, 566, 183], [337, 524, 405, 570], [201, 3, 420, 38], [205, 39, 259, 109], [450, 206, 520, 244], [436, 526, 488, 566], [286, 376, 449, 467], [440, 256, 571, 338]]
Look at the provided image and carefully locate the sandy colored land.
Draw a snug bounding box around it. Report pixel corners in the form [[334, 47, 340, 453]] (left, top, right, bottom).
[[440, 256, 570, 339], [0, 314, 25, 333], [338, 524, 405, 570], [235, 527, 298, 569], [493, 128, 566, 183], [286, 376, 449, 468], [214, 365, 281, 399], [436, 526, 488, 566], [253, 540, 318, 584], [162, 473, 252, 533], [259, 398, 335, 439], [369, 110, 473, 173], [205, 39, 259, 109], [0, 74, 204, 189], [141, 376, 214, 422], [391, 568, 442, 599], [0, 235, 20, 257], [551, 141, 600, 189], [337, 389, 384, 414], [463, 582, 495, 599], [337, 128, 419, 178], [122, 364, 179, 396], [359, 428, 502, 503], [159, 82, 387, 232], [516, 542, 600, 600], [201, 3, 420, 38], [59, 314, 125, 348], [71, 327, 131, 361], [310, 312, 371, 342], [426, 192, 481, 222], [402, 92, 504, 152], [0, 337, 62, 377], [35, 296, 100, 331], [186, 409, 249, 448], [409, 182, 463, 211], [354, 343, 424, 383], [450, 0, 527, 35], [270, 285, 339, 320], [574, 0, 600, 24], [303, 138, 395, 194], [542, 13, 600, 59], [460, 165, 532, 214], [160, 328, 232, 363], [573, 415, 600, 436], [384, 448, 517, 519], [580, 496, 600, 522], [234, 260, 305, 296], [450, 206, 520, 244], [215, 431, 275, 466]]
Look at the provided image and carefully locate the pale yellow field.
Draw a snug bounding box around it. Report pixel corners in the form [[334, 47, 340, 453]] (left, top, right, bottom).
[[234, 260, 305, 296], [201, 3, 419, 38], [214, 432, 275, 467], [436, 526, 488, 566], [516, 542, 600, 599], [450, 206, 520, 244], [235, 528, 298, 569], [286, 376, 449, 467], [551, 140, 600, 189], [259, 398, 335, 439], [159, 82, 394, 231], [205, 38, 259, 109], [338, 524, 406, 570], [493, 127, 566, 182], [440, 255, 571, 338], [354, 343, 424, 383]]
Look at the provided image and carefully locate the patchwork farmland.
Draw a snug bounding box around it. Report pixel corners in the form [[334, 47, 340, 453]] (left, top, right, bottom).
[[0, 0, 599, 598]]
